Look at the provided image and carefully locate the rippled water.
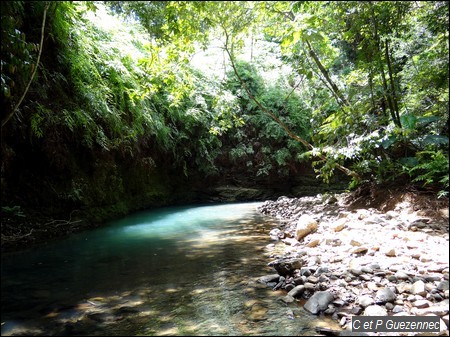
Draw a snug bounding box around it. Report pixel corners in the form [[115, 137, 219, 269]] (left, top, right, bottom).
[[1, 202, 332, 336]]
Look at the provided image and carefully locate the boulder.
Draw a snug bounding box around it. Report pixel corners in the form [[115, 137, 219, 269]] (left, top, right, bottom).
[[375, 288, 396, 304], [304, 291, 334, 314], [269, 258, 303, 277], [257, 274, 280, 285], [295, 214, 318, 241], [288, 285, 305, 298]]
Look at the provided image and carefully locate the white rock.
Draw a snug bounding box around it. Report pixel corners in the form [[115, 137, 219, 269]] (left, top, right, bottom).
[[295, 214, 318, 241], [411, 280, 426, 296], [364, 305, 388, 316], [333, 218, 347, 232]]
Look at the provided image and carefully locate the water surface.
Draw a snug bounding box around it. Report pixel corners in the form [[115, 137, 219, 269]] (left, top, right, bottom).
[[1, 202, 331, 335]]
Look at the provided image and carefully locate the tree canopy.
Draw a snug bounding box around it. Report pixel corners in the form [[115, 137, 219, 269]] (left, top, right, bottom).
[[1, 1, 448, 199]]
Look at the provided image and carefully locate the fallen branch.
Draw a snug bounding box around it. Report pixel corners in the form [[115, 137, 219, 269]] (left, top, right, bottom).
[[1, 229, 34, 242]]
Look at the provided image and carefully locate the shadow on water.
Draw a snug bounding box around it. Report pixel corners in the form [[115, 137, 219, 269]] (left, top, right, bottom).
[[1, 202, 330, 336]]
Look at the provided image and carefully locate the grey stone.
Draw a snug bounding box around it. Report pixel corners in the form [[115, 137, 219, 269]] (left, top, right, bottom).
[[385, 302, 394, 311], [438, 281, 449, 292], [375, 288, 397, 304], [352, 306, 363, 315], [269, 258, 303, 277], [361, 267, 373, 274], [424, 274, 442, 282], [257, 274, 280, 285], [442, 315, 449, 329], [280, 294, 295, 304], [285, 283, 295, 292], [395, 271, 410, 280], [359, 274, 372, 281], [350, 269, 363, 276], [392, 305, 405, 313], [307, 276, 319, 284], [358, 295, 374, 308], [412, 299, 449, 316], [413, 299, 430, 308], [314, 266, 329, 276], [300, 267, 312, 277], [304, 291, 335, 314], [287, 285, 305, 298]]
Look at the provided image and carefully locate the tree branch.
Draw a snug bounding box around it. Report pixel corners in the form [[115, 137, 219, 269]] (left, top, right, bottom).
[[222, 30, 360, 180]]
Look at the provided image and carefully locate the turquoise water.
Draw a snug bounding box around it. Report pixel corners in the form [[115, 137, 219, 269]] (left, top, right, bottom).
[[1, 202, 327, 336]]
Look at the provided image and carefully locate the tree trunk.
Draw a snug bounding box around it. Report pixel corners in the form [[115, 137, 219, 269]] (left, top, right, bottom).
[[369, 2, 401, 127], [222, 30, 360, 181], [385, 39, 401, 127], [304, 39, 350, 108]]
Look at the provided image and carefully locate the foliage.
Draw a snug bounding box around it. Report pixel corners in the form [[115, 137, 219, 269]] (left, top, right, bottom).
[[259, 1, 449, 191], [221, 60, 311, 177], [407, 150, 449, 197], [1, 1, 46, 122], [1, 0, 448, 209]]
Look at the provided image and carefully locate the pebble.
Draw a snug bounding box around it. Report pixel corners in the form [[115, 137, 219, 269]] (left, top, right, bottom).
[[257, 193, 449, 336]]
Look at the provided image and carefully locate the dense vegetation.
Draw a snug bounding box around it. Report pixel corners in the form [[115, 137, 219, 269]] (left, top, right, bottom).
[[1, 1, 448, 246]]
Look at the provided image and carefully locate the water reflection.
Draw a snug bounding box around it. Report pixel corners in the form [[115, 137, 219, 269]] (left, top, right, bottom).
[[1, 202, 328, 336]]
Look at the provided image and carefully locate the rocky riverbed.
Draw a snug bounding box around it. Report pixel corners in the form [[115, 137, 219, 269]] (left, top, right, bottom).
[[256, 189, 449, 336]]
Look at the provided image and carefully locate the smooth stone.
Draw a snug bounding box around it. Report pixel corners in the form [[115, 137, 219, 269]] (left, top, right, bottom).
[[364, 305, 388, 316], [304, 291, 334, 315]]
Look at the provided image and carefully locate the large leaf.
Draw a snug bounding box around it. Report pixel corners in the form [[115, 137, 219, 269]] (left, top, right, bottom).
[[416, 116, 440, 127], [400, 114, 417, 130], [381, 135, 397, 149], [422, 135, 449, 146], [399, 156, 418, 168]]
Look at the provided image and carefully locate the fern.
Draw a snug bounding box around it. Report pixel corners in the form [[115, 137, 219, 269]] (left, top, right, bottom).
[[408, 150, 449, 196]]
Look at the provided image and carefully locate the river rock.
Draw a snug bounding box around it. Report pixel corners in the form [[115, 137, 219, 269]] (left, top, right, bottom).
[[333, 218, 347, 232], [304, 291, 334, 314], [257, 192, 449, 336], [247, 303, 268, 321], [295, 214, 318, 241], [413, 299, 430, 308], [411, 280, 426, 296], [375, 288, 396, 304], [392, 305, 405, 313], [363, 305, 388, 316], [269, 228, 283, 240], [257, 274, 280, 285], [438, 281, 449, 292], [358, 295, 374, 308], [280, 294, 295, 304], [412, 299, 449, 315], [269, 258, 303, 277], [287, 285, 305, 298]]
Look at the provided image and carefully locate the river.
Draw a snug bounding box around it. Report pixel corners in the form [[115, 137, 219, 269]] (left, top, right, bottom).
[[1, 202, 330, 336]]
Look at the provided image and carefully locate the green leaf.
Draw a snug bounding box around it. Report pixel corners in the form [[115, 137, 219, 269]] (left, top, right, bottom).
[[381, 135, 397, 149], [399, 157, 418, 168], [400, 114, 417, 130], [422, 135, 449, 146], [416, 116, 440, 127], [292, 30, 302, 44]]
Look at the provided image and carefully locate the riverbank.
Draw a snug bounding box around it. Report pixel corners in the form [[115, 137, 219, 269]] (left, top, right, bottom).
[[256, 184, 449, 336], [1, 172, 348, 253]]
